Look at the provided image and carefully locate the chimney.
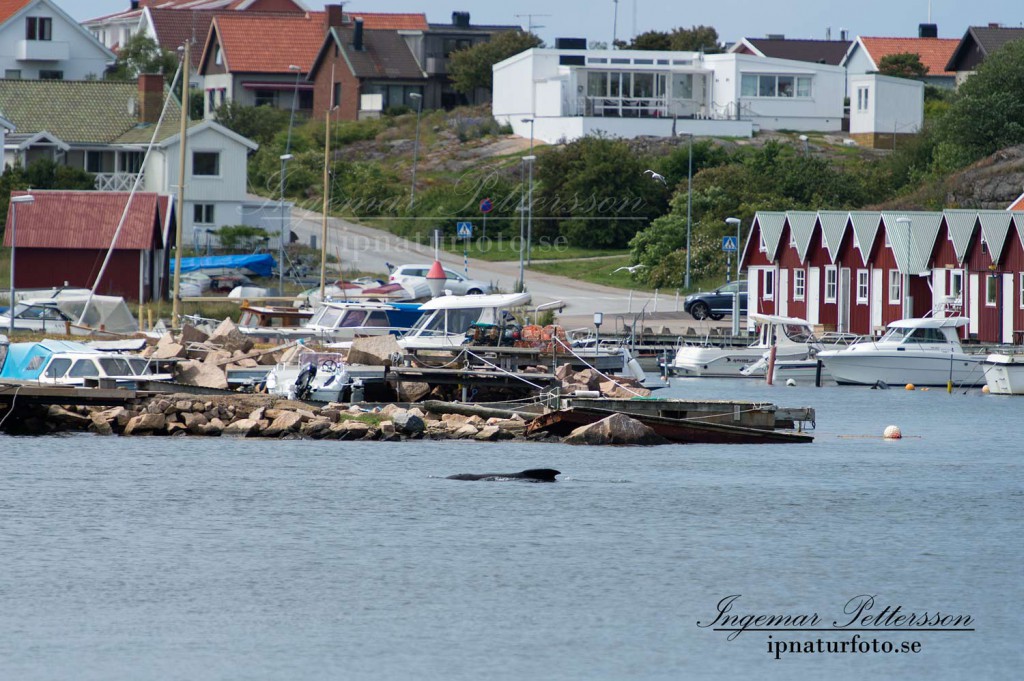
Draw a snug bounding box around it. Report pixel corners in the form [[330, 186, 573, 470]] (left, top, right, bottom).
[[137, 73, 164, 124], [452, 11, 470, 28], [353, 17, 363, 51], [988, 22, 1001, 28], [130, 0, 140, 9], [826, 27, 831, 41], [919, 23, 938, 38], [326, 4, 344, 28], [840, 28, 848, 41]]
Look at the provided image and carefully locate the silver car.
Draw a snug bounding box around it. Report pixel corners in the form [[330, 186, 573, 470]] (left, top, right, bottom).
[[388, 264, 492, 295]]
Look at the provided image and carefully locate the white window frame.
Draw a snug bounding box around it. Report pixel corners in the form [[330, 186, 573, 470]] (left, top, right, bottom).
[[856, 86, 869, 111], [824, 265, 838, 303], [793, 269, 805, 301], [192, 151, 221, 178], [986, 274, 998, 307], [950, 270, 964, 303], [1020, 273, 1024, 310], [856, 269, 869, 304], [740, 73, 813, 98], [193, 203, 215, 225], [763, 270, 775, 300], [888, 270, 902, 304]]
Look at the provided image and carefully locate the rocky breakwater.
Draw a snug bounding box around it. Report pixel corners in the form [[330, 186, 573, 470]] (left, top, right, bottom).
[[32, 395, 669, 446]]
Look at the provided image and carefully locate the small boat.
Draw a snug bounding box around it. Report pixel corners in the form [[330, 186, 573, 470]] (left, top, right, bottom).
[[398, 292, 532, 351], [981, 353, 1024, 395], [816, 317, 983, 387], [0, 338, 171, 387], [265, 350, 351, 402], [768, 331, 862, 383], [305, 300, 424, 342], [666, 314, 821, 378], [0, 291, 139, 336]]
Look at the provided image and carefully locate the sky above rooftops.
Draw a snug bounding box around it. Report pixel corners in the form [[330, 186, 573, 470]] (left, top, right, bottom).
[[73, 0, 1023, 46]]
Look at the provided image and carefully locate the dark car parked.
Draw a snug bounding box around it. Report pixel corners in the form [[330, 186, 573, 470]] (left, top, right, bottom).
[[684, 280, 748, 320]]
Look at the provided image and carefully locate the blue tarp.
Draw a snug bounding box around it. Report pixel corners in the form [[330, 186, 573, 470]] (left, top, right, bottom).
[[0, 340, 92, 381], [171, 254, 277, 278]]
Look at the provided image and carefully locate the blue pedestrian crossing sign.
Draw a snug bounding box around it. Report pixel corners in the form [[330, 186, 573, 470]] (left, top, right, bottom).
[[457, 221, 473, 239], [722, 236, 738, 252]]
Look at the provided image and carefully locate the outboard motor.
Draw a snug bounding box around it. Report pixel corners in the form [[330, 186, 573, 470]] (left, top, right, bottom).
[[293, 362, 318, 401]]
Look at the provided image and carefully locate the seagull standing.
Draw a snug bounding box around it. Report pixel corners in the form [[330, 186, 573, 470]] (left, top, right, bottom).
[[612, 264, 646, 274], [644, 169, 667, 185]]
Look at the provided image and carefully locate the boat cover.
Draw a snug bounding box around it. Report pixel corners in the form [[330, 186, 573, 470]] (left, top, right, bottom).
[[171, 254, 277, 278]]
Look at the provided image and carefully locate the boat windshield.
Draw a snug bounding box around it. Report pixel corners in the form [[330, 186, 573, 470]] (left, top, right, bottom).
[[882, 326, 951, 344], [782, 324, 814, 343], [409, 308, 483, 337], [310, 306, 344, 329], [338, 310, 369, 328], [98, 357, 133, 376], [127, 358, 153, 375]]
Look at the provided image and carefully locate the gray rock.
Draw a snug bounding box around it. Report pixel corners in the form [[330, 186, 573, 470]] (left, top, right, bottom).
[[123, 413, 167, 436], [264, 411, 303, 437], [222, 418, 261, 437], [563, 413, 668, 446], [392, 410, 425, 436], [347, 334, 402, 366]]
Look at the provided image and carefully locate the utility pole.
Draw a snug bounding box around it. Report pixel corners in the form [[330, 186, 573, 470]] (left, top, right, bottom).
[[513, 13, 550, 33], [171, 40, 189, 328]]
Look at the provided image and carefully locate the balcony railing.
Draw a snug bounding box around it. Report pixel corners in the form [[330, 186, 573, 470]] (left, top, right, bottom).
[[94, 172, 143, 192]]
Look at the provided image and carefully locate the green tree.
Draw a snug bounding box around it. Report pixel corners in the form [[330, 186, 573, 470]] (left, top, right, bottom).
[[934, 39, 1024, 168], [878, 52, 929, 79], [624, 30, 672, 50], [213, 101, 293, 147], [669, 25, 723, 53], [449, 31, 542, 94], [106, 33, 178, 81], [534, 135, 667, 249]]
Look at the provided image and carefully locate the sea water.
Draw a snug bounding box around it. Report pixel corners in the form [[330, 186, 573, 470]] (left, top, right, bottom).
[[0, 379, 1020, 680]]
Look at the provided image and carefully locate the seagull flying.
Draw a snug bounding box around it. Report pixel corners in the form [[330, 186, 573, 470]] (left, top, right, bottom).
[[644, 169, 667, 185], [612, 264, 646, 274]]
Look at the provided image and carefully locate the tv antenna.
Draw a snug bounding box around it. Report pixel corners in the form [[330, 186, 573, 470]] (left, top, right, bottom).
[[514, 13, 550, 33]]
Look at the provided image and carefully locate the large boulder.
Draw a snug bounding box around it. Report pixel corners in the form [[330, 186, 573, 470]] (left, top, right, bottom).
[[152, 342, 187, 360], [392, 410, 425, 436], [222, 418, 261, 437], [347, 334, 402, 367], [174, 360, 229, 390], [179, 323, 210, 346], [264, 411, 303, 437], [563, 413, 668, 446], [208, 318, 254, 354], [123, 413, 167, 436], [395, 381, 430, 402], [599, 380, 652, 399]]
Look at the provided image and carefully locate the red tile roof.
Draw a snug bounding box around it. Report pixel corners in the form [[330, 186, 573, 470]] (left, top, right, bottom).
[[858, 36, 960, 75], [3, 191, 167, 251], [0, 0, 30, 24], [344, 12, 429, 31], [1009, 192, 1024, 211], [210, 12, 325, 73]]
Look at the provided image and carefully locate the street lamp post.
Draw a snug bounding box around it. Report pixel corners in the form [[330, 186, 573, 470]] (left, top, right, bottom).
[[409, 92, 423, 207], [277, 64, 302, 294], [896, 216, 912, 318], [7, 194, 35, 336], [726, 217, 742, 337], [521, 118, 535, 265]]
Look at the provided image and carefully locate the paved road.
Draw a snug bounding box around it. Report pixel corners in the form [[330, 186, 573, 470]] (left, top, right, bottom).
[[286, 206, 671, 321]]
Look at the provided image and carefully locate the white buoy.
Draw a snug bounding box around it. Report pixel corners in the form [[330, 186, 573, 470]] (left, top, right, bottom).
[[883, 425, 902, 439], [785, 378, 797, 387]]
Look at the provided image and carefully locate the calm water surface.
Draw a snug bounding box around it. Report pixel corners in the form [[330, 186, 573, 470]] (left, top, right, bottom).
[[0, 379, 1021, 680]]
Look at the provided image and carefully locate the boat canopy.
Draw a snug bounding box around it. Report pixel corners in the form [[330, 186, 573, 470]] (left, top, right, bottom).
[[0, 340, 94, 380], [171, 254, 276, 278], [419, 292, 531, 311], [887, 317, 970, 329], [24, 293, 138, 333], [749, 314, 814, 327]]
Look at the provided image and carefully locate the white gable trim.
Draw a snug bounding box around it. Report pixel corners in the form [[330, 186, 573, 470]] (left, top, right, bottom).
[[2, 0, 117, 61]]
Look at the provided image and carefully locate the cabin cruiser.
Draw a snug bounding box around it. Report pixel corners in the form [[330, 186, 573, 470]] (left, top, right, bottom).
[[397, 292, 532, 350], [981, 353, 1024, 395], [0, 338, 171, 387], [0, 291, 138, 336], [666, 314, 822, 378], [237, 300, 424, 343], [816, 317, 982, 386]]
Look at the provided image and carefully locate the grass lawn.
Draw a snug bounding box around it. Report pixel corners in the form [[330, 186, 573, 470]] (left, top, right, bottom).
[[440, 239, 628, 263], [529, 254, 656, 291]]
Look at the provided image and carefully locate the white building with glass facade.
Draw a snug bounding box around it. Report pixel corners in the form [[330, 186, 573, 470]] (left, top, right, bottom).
[[493, 47, 846, 144]]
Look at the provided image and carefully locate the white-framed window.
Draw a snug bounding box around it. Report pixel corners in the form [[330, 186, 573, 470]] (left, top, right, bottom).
[[25, 16, 52, 41], [824, 266, 838, 302], [856, 86, 870, 111], [793, 269, 805, 301], [741, 74, 813, 98], [193, 204, 215, 225], [192, 151, 220, 177], [986, 275, 998, 307], [950, 270, 964, 302], [763, 270, 775, 300], [1020, 273, 1024, 309], [888, 270, 901, 304], [857, 269, 869, 304]]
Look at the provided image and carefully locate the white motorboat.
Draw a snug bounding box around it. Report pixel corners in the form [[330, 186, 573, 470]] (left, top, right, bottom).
[[816, 317, 983, 387], [397, 292, 531, 351], [0, 338, 172, 387], [981, 353, 1024, 395], [667, 314, 821, 378], [768, 332, 863, 383]]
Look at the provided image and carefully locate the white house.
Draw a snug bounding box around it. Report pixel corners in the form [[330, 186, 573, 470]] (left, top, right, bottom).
[[848, 73, 924, 149], [0, 0, 114, 81], [0, 76, 276, 238], [492, 46, 846, 144]]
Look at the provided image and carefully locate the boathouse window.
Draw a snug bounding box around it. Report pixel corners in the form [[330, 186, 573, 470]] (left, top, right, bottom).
[[763, 270, 774, 300], [888, 271, 901, 304], [793, 269, 805, 300], [950, 270, 964, 302], [192, 152, 220, 176], [1020, 273, 1024, 309], [857, 270, 869, 304], [986, 275, 998, 307], [825, 266, 838, 302]]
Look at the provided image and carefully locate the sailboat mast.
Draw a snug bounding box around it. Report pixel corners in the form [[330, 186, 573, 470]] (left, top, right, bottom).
[[171, 41, 190, 327], [320, 65, 334, 301]]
